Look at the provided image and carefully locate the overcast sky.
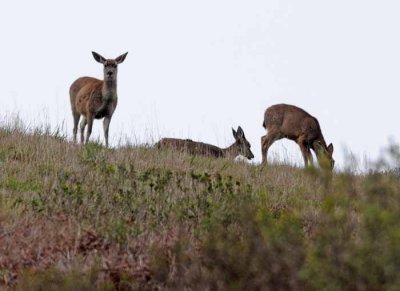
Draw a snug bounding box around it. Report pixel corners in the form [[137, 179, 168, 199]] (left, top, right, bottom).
[[1, 1, 399, 170]]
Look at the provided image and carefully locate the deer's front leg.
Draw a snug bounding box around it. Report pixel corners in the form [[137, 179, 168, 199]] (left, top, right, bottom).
[[103, 116, 111, 147]]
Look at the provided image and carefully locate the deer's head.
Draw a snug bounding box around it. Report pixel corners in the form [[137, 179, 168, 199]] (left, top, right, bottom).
[[232, 126, 254, 160], [92, 51, 128, 82], [316, 142, 335, 170]]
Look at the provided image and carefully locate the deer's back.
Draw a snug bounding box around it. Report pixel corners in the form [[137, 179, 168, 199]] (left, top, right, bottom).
[[156, 138, 224, 157], [264, 104, 322, 141], [70, 77, 102, 100]]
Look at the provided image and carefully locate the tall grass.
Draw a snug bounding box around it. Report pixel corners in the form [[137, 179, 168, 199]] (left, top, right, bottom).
[[0, 122, 399, 290]]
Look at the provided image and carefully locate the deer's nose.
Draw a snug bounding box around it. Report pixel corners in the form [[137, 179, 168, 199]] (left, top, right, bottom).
[[248, 151, 254, 159], [107, 71, 113, 76]]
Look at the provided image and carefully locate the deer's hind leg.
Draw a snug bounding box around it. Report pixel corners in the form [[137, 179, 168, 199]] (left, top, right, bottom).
[[261, 129, 282, 164], [72, 111, 80, 143], [85, 114, 94, 144], [80, 116, 87, 144]]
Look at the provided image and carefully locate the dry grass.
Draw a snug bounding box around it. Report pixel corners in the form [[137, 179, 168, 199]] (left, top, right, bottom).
[[0, 124, 399, 290]]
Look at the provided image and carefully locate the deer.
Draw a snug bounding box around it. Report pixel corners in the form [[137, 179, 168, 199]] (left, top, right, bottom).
[[156, 126, 255, 160], [69, 51, 128, 147], [261, 104, 334, 169]]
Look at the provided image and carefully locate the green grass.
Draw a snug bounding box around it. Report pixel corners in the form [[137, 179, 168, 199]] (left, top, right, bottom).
[[0, 124, 399, 290]]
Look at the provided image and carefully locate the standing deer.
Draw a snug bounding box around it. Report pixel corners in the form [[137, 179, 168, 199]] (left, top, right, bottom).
[[70, 51, 128, 147], [156, 126, 255, 160], [261, 104, 334, 169]]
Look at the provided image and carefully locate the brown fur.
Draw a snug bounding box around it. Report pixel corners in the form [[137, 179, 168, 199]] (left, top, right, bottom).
[[261, 104, 334, 169], [70, 52, 128, 147], [156, 127, 254, 160]]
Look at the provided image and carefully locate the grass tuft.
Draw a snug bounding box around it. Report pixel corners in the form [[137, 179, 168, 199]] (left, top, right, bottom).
[[0, 124, 399, 290]]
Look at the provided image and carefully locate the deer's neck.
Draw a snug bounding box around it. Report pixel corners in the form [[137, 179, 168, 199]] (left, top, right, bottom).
[[102, 79, 117, 102], [221, 143, 239, 159]]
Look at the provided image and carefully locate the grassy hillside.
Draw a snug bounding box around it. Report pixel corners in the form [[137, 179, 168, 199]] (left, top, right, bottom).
[[0, 125, 399, 290]]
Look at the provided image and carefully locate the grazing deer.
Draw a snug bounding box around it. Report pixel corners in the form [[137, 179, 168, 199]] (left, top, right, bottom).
[[156, 126, 255, 160], [69, 51, 128, 147], [261, 104, 334, 169]]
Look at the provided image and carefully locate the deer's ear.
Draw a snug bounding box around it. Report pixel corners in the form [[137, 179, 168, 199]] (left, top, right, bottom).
[[92, 51, 106, 64], [327, 143, 334, 155], [237, 126, 245, 138], [232, 128, 238, 140], [116, 52, 128, 64]]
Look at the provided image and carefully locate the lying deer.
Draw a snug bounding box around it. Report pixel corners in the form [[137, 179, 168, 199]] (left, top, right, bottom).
[[156, 126, 255, 160], [261, 104, 334, 169], [70, 51, 128, 147]]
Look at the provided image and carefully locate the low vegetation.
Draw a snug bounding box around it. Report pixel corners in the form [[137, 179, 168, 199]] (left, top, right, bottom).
[[0, 123, 399, 290]]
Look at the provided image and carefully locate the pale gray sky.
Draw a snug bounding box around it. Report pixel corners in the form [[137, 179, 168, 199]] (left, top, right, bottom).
[[1, 1, 400, 169]]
